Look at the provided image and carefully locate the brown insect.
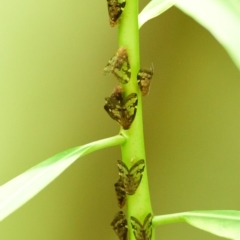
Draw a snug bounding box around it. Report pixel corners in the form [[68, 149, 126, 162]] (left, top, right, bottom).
[[103, 46, 131, 84], [117, 159, 145, 195], [111, 211, 128, 240], [137, 64, 154, 96], [107, 0, 126, 27], [114, 178, 126, 208], [104, 87, 138, 130], [130, 213, 153, 240]]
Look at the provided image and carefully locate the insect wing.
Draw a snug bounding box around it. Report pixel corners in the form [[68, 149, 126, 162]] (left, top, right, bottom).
[[113, 61, 131, 84], [104, 47, 127, 74], [117, 159, 145, 195], [114, 178, 127, 208], [126, 159, 145, 194], [121, 93, 138, 130], [104, 86, 124, 124], [117, 160, 129, 178], [137, 65, 154, 96], [142, 213, 153, 240], [111, 211, 128, 240], [130, 216, 144, 240], [123, 93, 138, 117], [104, 54, 118, 75], [104, 97, 122, 124], [130, 213, 153, 240], [114, 47, 128, 70], [103, 47, 130, 84], [107, 0, 126, 27]]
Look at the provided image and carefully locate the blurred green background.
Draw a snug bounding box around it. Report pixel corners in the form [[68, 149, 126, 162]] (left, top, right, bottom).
[[1, 0, 240, 239]]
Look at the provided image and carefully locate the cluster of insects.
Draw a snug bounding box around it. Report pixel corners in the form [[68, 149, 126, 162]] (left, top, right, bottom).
[[103, 47, 153, 129], [111, 210, 153, 240], [104, 0, 154, 129], [111, 159, 153, 240], [115, 159, 145, 208], [104, 1, 154, 239], [103, 47, 137, 129]]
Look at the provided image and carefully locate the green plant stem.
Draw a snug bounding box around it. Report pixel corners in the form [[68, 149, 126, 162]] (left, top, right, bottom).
[[153, 213, 185, 226], [78, 134, 126, 156], [118, 0, 153, 239]]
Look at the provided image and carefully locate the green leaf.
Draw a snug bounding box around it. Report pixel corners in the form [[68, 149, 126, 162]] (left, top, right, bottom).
[[0, 135, 125, 221], [138, 0, 174, 28], [174, 0, 240, 71], [153, 210, 240, 239], [184, 210, 240, 239], [139, 0, 240, 71]]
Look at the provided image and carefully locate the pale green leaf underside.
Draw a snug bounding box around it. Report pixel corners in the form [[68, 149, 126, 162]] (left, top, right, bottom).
[[139, 0, 240, 71], [0, 135, 125, 221], [185, 211, 240, 239], [153, 210, 240, 239]]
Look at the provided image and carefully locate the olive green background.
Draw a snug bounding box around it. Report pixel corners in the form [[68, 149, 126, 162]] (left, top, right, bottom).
[[1, 0, 240, 239]]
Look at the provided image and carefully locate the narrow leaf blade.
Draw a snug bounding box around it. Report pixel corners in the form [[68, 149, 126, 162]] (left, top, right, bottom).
[[0, 135, 125, 221], [184, 210, 240, 239], [0, 145, 89, 221]]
